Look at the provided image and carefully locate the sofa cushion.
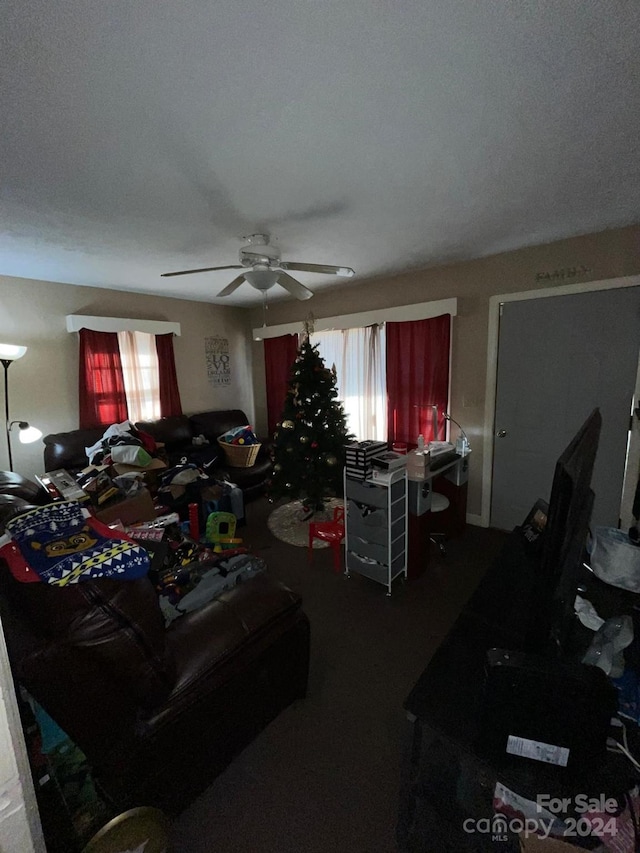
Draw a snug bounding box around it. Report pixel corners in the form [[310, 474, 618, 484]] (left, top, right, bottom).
[[147, 574, 302, 728], [189, 410, 251, 444], [1, 570, 176, 708], [135, 416, 192, 452]]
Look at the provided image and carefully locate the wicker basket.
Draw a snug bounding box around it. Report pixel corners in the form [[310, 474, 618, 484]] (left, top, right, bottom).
[[217, 439, 261, 467]]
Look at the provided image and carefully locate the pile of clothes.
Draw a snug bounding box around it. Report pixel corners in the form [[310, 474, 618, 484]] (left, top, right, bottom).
[[85, 420, 160, 468]]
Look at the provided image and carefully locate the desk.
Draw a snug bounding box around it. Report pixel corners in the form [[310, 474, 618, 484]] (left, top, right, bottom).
[[396, 531, 638, 852], [406, 453, 470, 578]]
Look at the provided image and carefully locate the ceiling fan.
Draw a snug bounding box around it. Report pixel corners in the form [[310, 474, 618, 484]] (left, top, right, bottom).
[[161, 234, 355, 301]]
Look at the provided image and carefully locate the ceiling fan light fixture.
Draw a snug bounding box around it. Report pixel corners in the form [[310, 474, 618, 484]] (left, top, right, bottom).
[[243, 269, 279, 291]]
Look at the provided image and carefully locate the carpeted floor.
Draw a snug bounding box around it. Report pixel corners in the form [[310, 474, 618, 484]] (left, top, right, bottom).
[[169, 497, 507, 853]]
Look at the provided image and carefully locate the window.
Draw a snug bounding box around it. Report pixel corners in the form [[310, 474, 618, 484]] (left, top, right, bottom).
[[118, 331, 161, 422], [261, 304, 454, 447], [78, 327, 182, 429], [311, 324, 387, 441]]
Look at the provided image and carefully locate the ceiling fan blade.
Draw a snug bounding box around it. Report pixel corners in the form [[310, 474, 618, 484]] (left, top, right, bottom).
[[277, 272, 314, 301], [217, 275, 247, 297], [161, 265, 243, 278], [279, 261, 355, 277]]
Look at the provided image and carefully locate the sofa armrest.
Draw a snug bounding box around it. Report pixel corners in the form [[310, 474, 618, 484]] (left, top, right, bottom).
[[256, 440, 273, 461], [156, 574, 302, 721], [43, 428, 105, 472]]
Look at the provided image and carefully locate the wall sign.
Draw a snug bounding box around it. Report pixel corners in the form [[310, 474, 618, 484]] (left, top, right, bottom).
[[535, 265, 592, 283], [205, 336, 231, 386]]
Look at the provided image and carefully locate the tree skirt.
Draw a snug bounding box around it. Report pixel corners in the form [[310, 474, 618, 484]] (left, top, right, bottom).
[[267, 498, 343, 548]]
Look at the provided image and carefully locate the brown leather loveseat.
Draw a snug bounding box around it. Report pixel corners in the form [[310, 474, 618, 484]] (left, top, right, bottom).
[[0, 474, 309, 815]]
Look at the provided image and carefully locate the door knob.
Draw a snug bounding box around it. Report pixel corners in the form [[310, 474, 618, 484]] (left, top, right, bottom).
[[497, 429, 507, 438]]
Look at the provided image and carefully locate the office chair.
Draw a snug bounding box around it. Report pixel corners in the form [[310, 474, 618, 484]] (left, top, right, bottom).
[[308, 505, 345, 573]]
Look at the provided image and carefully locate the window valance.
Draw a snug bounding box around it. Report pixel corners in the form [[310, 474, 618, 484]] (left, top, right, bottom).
[[66, 315, 181, 336]]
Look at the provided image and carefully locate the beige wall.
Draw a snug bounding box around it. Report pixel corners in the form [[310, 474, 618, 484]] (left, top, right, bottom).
[[249, 224, 640, 519], [0, 276, 254, 481], [2, 224, 639, 514]]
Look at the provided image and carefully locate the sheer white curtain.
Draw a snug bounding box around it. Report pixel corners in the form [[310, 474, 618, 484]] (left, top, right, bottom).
[[117, 330, 161, 422], [311, 324, 387, 441]]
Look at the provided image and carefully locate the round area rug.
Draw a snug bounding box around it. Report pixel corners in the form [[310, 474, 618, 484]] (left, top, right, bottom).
[[268, 498, 343, 548]]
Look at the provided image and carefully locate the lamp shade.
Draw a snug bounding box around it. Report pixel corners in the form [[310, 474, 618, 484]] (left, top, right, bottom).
[[0, 343, 27, 361], [18, 425, 43, 444], [10, 421, 42, 444]]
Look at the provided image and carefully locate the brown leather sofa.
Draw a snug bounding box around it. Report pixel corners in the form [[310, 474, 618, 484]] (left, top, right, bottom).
[[0, 475, 309, 815], [43, 409, 272, 501]]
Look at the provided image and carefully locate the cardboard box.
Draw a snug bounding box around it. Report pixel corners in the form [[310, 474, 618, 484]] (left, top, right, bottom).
[[110, 458, 167, 476], [110, 457, 167, 489], [95, 488, 157, 526], [406, 450, 430, 480]]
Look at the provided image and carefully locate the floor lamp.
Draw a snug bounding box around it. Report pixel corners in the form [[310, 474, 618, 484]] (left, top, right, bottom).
[[0, 343, 42, 472]]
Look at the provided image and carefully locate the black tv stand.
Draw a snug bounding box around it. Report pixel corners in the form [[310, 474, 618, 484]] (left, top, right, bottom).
[[396, 529, 638, 852]]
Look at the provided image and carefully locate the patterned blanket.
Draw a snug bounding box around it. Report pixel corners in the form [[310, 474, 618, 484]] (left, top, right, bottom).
[[0, 501, 149, 585]]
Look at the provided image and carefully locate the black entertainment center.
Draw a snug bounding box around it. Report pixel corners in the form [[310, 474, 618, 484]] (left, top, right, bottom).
[[397, 409, 640, 852]]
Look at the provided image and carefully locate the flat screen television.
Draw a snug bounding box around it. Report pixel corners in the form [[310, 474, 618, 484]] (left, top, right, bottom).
[[528, 408, 602, 653]]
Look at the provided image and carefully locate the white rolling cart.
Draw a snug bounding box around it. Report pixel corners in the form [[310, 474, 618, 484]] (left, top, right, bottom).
[[344, 467, 408, 596]]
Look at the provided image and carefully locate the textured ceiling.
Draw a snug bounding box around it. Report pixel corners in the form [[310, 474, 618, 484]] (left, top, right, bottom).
[[2, 1, 639, 305]]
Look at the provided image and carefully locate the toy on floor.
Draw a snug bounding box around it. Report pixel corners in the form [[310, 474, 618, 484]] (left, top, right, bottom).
[[205, 511, 243, 552]]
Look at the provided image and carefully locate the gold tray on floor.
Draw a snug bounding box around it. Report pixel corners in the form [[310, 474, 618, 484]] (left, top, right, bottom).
[[82, 806, 170, 853]]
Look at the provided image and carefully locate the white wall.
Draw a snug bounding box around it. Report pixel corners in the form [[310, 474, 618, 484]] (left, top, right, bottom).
[[0, 623, 45, 853]]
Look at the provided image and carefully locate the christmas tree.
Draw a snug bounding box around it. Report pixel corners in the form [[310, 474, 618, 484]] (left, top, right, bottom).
[[269, 336, 352, 511]]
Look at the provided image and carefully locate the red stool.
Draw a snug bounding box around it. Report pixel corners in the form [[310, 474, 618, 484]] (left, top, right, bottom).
[[308, 505, 345, 573]]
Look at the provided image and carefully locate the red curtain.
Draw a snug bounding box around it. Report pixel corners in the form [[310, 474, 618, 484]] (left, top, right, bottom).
[[155, 333, 183, 417], [79, 329, 129, 429], [264, 334, 299, 436], [386, 314, 451, 447]]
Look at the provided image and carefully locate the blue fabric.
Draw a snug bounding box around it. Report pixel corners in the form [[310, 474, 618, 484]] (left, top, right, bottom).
[[3, 501, 149, 585]]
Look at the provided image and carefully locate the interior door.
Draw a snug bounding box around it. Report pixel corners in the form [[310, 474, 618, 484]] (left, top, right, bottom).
[[491, 287, 640, 531]]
